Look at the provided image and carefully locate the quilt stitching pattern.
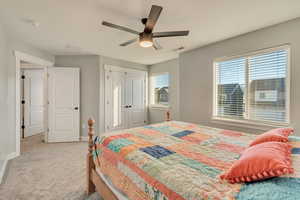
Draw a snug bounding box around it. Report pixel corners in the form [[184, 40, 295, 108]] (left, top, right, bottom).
[[93, 121, 300, 200]]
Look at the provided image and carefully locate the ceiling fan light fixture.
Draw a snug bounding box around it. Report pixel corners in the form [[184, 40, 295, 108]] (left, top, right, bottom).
[[139, 33, 153, 48], [139, 40, 153, 48], [102, 5, 189, 50]]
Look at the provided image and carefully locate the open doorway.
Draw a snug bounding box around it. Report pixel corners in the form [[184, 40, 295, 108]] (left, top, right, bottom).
[[20, 62, 47, 153], [14, 51, 54, 157]]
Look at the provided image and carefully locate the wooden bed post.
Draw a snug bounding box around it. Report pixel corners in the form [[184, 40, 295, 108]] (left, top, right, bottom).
[[87, 118, 96, 195], [166, 110, 171, 121]]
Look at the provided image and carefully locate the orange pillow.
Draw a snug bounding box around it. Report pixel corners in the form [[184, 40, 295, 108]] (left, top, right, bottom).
[[220, 142, 293, 184], [249, 128, 294, 147]]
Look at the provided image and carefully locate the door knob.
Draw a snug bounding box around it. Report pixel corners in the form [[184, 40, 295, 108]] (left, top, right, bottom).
[[74, 107, 79, 110]]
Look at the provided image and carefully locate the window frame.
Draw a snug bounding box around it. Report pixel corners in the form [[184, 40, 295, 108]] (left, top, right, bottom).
[[149, 72, 170, 108], [212, 45, 291, 127]]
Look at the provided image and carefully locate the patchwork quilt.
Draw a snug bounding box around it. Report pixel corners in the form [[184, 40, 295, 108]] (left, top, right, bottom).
[[92, 121, 300, 200]]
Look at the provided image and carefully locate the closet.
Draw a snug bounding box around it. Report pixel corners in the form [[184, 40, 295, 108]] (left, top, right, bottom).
[[104, 65, 147, 132]]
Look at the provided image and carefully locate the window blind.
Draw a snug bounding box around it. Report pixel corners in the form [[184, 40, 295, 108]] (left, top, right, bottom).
[[216, 58, 246, 119], [214, 48, 289, 124], [248, 50, 288, 122]]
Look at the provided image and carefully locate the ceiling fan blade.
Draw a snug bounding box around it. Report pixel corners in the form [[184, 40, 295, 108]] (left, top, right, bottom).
[[144, 5, 163, 32], [102, 21, 139, 35], [120, 38, 138, 46], [153, 31, 189, 38], [153, 40, 163, 50]]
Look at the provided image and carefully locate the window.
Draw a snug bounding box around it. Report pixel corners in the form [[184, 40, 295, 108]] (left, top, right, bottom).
[[213, 46, 289, 125], [150, 73, 169, 106]]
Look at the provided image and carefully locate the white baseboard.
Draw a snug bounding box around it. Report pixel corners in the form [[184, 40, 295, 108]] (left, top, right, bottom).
[[0, 152, 18, 184], [47, 137, 80, 143], [0, 159, 8, 184], [6, 152, 18, 160]]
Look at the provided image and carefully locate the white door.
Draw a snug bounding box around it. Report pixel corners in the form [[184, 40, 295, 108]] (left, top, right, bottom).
[[23, 69, 45, 137], [105, 70, 126, 131], [105, 66, 147, 132], [126, 73, 147, 128], [48, 67, 80, 142]]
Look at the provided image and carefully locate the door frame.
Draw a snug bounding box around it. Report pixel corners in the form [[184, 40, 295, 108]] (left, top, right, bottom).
[[103, 65, 148, 133], [14, 51, 54, 157]]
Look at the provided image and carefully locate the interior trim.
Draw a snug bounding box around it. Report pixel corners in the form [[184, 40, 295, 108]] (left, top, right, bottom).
[[14, 51, 54, 158]]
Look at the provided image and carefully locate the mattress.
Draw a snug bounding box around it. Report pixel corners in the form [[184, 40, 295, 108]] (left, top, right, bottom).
[[95, 167, 128, 200], [92, 121, 300, 200]]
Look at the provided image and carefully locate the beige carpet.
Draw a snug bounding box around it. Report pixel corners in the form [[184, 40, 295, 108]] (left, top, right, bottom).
[[0, 134, 102, 200]]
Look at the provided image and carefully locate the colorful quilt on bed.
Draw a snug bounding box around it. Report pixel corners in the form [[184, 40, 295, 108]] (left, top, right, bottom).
[[92, 121, 300, 200]]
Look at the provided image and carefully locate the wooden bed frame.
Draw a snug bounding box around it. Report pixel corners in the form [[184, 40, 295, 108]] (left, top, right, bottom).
[[86, 111, 171, 199]]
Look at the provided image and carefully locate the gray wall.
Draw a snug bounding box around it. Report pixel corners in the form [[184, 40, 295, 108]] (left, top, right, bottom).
[[100, 56, 148, 72], [3, 17, 300, 158], [55, 55, 148, 136], [2, 49, 146, 157], [179, 18, 300, 135], [55, 55, 100, 137], [0, 32, 54, 157], [0, 24, 9, 160], [7, 40, 54, 156], [148, 59, 180, 123]]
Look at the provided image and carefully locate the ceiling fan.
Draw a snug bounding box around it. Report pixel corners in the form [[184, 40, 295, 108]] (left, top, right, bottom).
[[102, 5, 190, 50]]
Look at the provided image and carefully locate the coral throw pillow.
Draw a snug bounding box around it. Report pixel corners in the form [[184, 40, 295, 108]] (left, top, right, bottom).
[[220, 142, 294, 184], [249, 128, 294, 147]]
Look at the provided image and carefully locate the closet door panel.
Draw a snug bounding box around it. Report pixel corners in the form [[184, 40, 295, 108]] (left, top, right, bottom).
[[105, 70, 126, 131], [125, 78, 133, 108], [127, 74, 147, 128], [104, 65, 147, 132], [132, 79, 143, 107]]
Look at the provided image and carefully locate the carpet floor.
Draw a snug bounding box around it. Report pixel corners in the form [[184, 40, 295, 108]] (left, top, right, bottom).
[[0, 134, 102, 200]]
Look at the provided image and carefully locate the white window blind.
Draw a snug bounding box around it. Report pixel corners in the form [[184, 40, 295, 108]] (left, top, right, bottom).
[[216, 58, 246, 119], [214, 47, 289, 124]]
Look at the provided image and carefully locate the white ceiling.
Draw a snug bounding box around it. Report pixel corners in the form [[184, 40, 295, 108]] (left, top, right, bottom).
[[1, 0, 300, 65]]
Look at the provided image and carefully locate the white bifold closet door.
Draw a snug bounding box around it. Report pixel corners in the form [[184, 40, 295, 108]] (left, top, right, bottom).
[[105, 66, 147, 132]]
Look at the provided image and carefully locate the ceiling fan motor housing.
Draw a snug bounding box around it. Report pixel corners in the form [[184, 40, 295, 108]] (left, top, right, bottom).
[[141, 18, 148, 25], [139, 32, 153, 39], [139, 32, 153, 41]]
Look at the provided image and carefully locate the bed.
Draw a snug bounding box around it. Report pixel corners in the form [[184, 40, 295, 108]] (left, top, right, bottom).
[[86, 119, 300, 200]]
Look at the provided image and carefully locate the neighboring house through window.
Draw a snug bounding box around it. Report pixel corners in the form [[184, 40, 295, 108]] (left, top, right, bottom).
[[213, 45, 290, 125], [150, 73, 169, 107]]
